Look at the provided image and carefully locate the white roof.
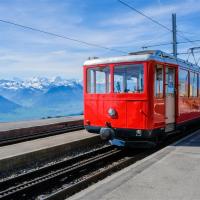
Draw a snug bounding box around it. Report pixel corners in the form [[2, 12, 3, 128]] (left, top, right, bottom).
[[84, 50, 200, 72], [84, 54, 150, 65]]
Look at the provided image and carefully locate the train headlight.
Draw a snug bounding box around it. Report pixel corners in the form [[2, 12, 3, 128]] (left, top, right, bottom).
[[136, 129, 142, 136], [86, 120, 90, 125], [108, 108, 116, 118]]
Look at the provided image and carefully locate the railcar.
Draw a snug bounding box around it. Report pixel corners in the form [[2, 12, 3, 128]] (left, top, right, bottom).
[[83, 50, 200, 148]]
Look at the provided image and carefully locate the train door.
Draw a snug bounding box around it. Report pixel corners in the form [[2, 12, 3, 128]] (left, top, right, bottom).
[[165, 66, 175, 132]]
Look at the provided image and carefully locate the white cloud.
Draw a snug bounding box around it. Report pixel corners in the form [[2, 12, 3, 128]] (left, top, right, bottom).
[[103, 0, 200, 27], [0, 0, 199, 79]]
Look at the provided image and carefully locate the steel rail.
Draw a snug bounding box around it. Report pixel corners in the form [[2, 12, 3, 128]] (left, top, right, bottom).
[[0, 124, 84, 146], [0, 145, 116, 200], [0, 145, 112, 190], [43, 125, 200, 200], [44, 151, 147, 200], [0, 124, 198, 200]]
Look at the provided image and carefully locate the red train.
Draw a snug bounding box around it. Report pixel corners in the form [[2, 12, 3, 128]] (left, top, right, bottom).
[[83, 50, 200, 147]]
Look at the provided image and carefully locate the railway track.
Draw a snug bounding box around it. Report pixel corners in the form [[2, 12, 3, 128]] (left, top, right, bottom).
[[0, 124, 84, 146], [0, 126, 197, 200], [0, 145, 145, 200]]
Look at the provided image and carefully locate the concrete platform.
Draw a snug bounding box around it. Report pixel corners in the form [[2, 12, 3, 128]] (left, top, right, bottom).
[[0, 129, 100, 175], [0, 115, 83, 140], [70, 130, 200, 200]]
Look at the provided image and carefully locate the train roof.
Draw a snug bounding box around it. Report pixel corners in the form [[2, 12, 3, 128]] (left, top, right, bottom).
[[84, 50, 200, 72]]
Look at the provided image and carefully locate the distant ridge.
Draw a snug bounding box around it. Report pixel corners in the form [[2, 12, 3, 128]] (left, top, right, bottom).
[[0, 77, 83, 121], [0, 95, 21, 113]]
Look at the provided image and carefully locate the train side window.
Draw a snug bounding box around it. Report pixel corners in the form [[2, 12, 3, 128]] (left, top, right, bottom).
[[190, 72, 198, 97], [199, 74, 200, 96], [166, 67, 175, 94], [87, 67, 110, 93], [179, 69, 189, 97], [154, 65, 163, 98], [87, 69, 95, 93]]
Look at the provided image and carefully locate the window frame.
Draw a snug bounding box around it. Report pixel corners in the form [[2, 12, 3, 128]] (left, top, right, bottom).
[[199, 74, 200, 97], [189, 71, 198, 97], [179, 68, 189, 97], [113, 63, 145, 94], [86, 66, 111, 94], [85, 61, 146, 96], [154, 64, 164, 98]]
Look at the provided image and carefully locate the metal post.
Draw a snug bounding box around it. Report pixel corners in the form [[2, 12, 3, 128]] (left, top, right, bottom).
[[172, 13, 177, 58]]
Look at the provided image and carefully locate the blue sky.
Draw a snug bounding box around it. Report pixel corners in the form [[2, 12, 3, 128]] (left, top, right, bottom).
[[0, 0, 200, 79]]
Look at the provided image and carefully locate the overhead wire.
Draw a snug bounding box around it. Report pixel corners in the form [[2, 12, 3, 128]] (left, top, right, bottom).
[[118, 0, 171, 32], [1, 3, 199, 57], [176, 30, 200, 46], [177, 30, 198, 36], [141, 31, 171, 49], [142, 39, 200, 49], [142, 42, 172, 49], [179, 50, 200, 55], [118, 0, 200, 47], [0, 19, 128, 54]]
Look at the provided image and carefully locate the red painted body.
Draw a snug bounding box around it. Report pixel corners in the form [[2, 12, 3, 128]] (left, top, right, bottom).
[[83, 58, 200, 146], [84, 62, 150, 129]]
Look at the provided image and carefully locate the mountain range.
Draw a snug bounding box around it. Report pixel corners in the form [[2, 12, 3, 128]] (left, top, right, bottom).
[[0, 77, 83, 122]]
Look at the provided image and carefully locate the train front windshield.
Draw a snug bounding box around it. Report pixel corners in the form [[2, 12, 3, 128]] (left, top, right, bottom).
[[114, 64, 144, 93], [87, 64, 144, 94]]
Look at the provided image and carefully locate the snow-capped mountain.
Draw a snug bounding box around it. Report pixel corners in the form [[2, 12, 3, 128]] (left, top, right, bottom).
[[0, 77, 83, 122], [0, 77, 82, 91]]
